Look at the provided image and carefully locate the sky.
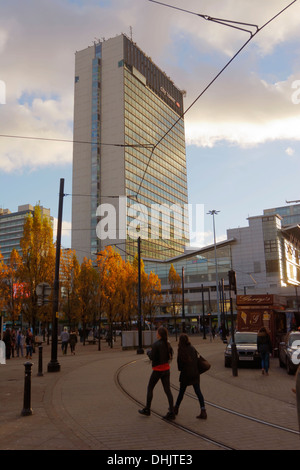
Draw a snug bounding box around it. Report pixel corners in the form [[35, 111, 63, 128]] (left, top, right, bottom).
[[0, 0, 300, 252]]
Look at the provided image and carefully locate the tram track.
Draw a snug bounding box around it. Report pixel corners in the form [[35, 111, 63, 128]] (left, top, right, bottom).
[[115, 360, 236, 451], [115, 359, 300, 450], [171, 384, 300, 437]]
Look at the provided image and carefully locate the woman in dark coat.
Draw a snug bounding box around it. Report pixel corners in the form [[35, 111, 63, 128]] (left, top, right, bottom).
[[3, 329, 12, 359], [257, 327, 272, 375], [174, 334, 207, 419]]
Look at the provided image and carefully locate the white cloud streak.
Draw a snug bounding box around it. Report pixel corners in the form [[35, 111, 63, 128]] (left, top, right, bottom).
[[0, 0, 299, 172]]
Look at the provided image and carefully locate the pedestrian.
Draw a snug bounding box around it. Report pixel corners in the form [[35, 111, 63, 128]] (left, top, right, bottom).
[[257, 326, 272, 375], [25, 328, 34, 360], [3, 329, 12, 360], [69, 330, 77, 355], [212, 326, 216, 340], [16, 329, 25, 357], [61, 327, 70, 355], [139, 326, 175, 420], [11, 329, 16, 357], [174, 333, 207, 419]]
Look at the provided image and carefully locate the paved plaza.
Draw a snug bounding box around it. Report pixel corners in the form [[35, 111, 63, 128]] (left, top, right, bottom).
[[0, 335, 299, 455]]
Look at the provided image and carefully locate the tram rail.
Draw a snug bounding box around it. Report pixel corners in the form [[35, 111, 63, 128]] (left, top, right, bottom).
[[115, 359, 300, 451]]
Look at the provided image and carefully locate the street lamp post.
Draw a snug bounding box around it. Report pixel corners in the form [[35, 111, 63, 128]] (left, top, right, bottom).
[[201, 284, 206, 339], [207, 210, 221, 330], [182, 267, 186, 333], [137, 237, 144, 355], [48, 178, 64, 373]]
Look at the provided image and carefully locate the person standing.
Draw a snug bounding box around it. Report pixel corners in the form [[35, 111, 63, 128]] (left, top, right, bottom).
[[174, 334, 207, 419], [139, 326, 175, 420], [257, 327, 272, 375], [11, 329, 16, 357], [16, 330, 25, 357], [61, 328, 70, 355], [69, 330, 77, 355], [3, 329, 12, 360]]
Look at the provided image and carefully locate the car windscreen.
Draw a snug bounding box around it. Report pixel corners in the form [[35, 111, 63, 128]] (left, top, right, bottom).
[[235, 333, 257, 344]]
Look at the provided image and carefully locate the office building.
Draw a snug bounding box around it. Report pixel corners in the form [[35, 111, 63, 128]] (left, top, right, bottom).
[[143, 204, 300, 328], [72, 34, 189, 263], [263, 203, 300, 225], [0, 204, 53, 264]]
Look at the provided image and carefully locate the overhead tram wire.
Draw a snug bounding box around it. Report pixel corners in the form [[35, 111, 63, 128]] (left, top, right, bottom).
[[148, 0, 259, 36], [134, 0, 298, 198], [0, 133, 154, 150], [2, 1, 297, 214]]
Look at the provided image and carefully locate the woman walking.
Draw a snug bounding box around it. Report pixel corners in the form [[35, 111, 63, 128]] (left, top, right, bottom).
[[257, 327, 272, 375], [25, 328, 34, 360], [139, 326, 175, 420], [69, 330, 77, 355], [174, 334, 207, 419]]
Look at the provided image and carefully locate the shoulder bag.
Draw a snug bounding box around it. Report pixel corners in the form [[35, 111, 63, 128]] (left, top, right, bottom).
[[197, 353, 211, 374]]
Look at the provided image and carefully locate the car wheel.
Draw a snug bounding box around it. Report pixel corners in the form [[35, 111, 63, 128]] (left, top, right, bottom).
[[279, 355, 285, 368]]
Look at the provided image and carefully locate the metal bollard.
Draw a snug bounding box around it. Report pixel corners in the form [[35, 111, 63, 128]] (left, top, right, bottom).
[[37, 345, 43, 377], [21, 362, 33, 416]]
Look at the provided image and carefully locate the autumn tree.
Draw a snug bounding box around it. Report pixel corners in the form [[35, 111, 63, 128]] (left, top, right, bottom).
[[60, 249, 81, 328], [77, 257, 99, 344], [168, 264, 182, 340], [1, 249, 23, 325], [0, 251, 8, 322], [143, 270, 162, 325], [19, 205, 55, 331], [97, 246, 126, 347]]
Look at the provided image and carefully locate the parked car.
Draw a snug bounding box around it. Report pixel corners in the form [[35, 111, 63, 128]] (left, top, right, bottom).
[[225, 331, 260, 368], [278, 331, 300, 375]]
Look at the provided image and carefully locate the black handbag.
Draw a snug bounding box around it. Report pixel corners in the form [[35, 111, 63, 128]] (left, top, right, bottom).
[[197, 354, 211, 374]]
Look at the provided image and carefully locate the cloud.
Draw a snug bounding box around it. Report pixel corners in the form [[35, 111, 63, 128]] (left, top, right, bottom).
[[0, 0, 299, 173], [53, 217, 72, 248], [285, 146, 295, 156], [182, 70, 300, 148]]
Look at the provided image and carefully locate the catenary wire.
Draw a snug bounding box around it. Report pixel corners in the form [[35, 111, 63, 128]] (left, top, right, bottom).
[[135, 0, 298, 198], [0, 1, 297, 220]]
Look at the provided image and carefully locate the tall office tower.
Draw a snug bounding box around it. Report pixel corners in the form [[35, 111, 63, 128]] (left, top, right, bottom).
[[72, 34, 189, 263]]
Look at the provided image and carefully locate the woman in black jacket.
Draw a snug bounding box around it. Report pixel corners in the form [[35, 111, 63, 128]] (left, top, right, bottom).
[[257, 327, 272, 375], [139, 326, 175, 420], [174, 334, 207, 419]]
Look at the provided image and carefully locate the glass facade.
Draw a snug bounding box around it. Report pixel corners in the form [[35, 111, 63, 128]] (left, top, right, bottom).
[[264, 204, 300, 226], [144, 243, 233, 316], [124, 66, 189, 260], [89, 35, 189, 261], [122, 36, 189, 260], [91, 44, 102, 254]]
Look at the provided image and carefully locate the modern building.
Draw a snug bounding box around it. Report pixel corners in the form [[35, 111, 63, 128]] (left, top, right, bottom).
[[228, 211, 300, 296], [0, 204, 53, 264], [72, 34, 189, 264], [143, 204, 300, 331], [263, 202, 300, 225], [144, 238, 235, 330]]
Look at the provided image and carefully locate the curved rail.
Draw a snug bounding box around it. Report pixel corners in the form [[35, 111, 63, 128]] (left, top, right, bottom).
[[115, 359, 300, 450], [115, 360, 235, 451]]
